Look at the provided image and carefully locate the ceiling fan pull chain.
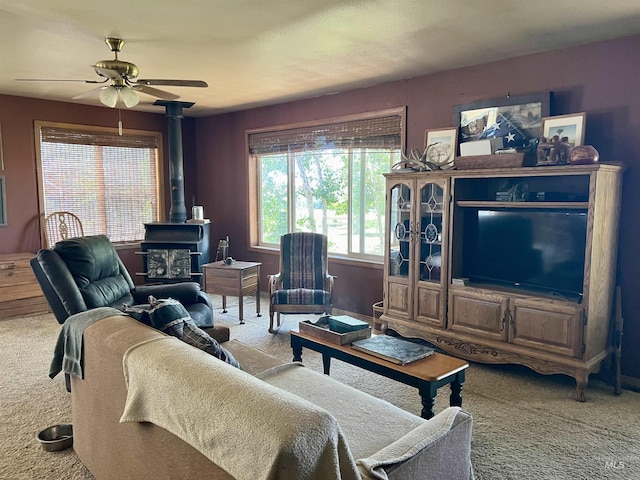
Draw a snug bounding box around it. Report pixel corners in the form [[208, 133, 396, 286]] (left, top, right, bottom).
[[118, 105, 123, 136]]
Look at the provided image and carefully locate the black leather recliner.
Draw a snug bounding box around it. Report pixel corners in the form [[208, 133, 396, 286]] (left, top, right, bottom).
[[30, 234, 214, 328]]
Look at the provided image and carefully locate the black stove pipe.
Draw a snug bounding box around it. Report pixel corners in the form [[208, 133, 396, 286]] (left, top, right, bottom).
[[154, 100, 195, 223]]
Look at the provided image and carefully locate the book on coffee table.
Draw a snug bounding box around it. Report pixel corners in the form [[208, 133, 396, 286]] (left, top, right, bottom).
[[324, 315, 370, 333], [351, 335, 435, 365]]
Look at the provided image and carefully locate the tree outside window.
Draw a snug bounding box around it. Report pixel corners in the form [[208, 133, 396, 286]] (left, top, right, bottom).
[[250, 109, 404, 259]]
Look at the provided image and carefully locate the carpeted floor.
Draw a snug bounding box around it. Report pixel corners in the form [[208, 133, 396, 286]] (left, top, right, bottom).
[[1, 295, 639, 479]]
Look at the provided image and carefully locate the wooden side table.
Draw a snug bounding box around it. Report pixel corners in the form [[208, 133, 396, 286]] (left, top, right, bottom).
[[202, 261, 262, 324]]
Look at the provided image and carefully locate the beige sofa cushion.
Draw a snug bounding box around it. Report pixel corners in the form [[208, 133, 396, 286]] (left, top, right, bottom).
[[258, 362, 426, 460], [223, 339, 288, 375]]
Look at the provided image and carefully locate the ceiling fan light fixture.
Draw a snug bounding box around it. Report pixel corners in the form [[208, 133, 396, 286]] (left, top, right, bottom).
[[120, 86, 139, 108], [99, 86, 118, 108], [99, 85, 139, 109]]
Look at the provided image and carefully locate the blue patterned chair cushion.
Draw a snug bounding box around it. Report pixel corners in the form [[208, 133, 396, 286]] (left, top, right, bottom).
[[271, 288, 331, 306], [281, 232, 327, 289]]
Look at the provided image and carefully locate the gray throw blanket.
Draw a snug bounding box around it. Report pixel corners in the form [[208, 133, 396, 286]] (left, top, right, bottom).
[[120, 337, 360, 480], [49, 307, 126, 379]]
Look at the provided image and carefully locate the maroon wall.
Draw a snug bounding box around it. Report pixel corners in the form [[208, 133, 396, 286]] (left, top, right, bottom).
[[2, 35, 639, 379], [195, 35, 640, 378], [0, 95, 199, 281]]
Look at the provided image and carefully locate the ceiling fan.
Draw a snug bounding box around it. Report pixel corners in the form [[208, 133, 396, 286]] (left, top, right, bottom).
[[17, 37, 208, 108]]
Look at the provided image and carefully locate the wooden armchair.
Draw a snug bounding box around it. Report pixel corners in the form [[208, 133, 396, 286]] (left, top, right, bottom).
[[268, 232, 334, 333], [43, 211, 84, 248]]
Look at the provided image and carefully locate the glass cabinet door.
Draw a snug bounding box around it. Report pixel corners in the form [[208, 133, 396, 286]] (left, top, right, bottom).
[[389, 183, 411, 278], [418, 182, 444, 283]]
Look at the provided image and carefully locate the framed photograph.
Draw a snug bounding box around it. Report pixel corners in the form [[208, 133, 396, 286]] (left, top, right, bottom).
[[0, 176, 6, 227], [424, 127, 458, 166], [452, 92, 551, 152], [536, 112, 586, 166]]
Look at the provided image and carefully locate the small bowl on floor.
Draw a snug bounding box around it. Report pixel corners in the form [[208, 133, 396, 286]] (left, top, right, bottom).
[[36, 423, 73, 452]]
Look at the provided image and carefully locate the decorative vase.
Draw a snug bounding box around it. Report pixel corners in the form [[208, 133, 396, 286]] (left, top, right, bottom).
[[569, 145, 599, 165]]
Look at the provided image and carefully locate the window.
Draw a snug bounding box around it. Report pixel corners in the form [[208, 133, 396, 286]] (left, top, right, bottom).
[[35, 121, 163, 244], [249, 108, 405, 259]]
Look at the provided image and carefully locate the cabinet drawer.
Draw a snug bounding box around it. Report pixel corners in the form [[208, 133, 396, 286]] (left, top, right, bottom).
[[0, 254, 35, 293], [0, 265, 38, 286], [0, 282, 46, 303], [0, 295, 50, 318], [241, 273, 258, 292], [205, 272, 240, 296], [386, 280, 411, 319], [448, 288, 508, 341], [208, 275, 239, 289], [0, 253, 49, 318], [511, 298, 582, 358], [205, 268, 240, 281], [415, 284, 444, 327]]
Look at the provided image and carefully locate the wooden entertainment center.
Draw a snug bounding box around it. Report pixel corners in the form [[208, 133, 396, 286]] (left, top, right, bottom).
[[381, 162, 624, 401]]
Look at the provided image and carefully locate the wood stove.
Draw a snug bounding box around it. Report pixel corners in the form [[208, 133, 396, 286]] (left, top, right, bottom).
[[139, 222, 210, 284], [136, 100, 210, 284]]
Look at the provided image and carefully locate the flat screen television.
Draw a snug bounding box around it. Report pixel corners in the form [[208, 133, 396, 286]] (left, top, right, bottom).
[[461, 209, 588, 301]]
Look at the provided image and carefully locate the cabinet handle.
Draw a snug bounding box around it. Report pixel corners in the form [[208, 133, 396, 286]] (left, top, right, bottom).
[[413, 223, 422, 243], [501, 309, 514, 333], [506, 309, 516, 335]]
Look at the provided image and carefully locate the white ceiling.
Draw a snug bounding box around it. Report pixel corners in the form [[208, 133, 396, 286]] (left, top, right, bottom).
[[2, 0, 640, 117]]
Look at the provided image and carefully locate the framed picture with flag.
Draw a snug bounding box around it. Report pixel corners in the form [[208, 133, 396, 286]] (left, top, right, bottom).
[[452, 92, 551, 153]]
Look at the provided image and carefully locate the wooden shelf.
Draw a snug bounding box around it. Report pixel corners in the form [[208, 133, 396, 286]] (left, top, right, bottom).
[[456, 200, 589, 209]]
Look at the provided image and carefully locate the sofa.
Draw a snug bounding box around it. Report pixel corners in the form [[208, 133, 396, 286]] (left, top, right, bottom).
[[70, 314, 474, 480]]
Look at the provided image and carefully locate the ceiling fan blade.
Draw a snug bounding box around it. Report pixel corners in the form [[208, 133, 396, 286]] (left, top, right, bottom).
[[133, 85, 180, 100], [16, 78, 108, 84], [72, 86, 108, 100], [135, 79, 208, 88]]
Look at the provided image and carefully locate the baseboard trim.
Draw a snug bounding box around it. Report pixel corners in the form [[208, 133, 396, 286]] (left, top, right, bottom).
[[621, 375, 640, 393]]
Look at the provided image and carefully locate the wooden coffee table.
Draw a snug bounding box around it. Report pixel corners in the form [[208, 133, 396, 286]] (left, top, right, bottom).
[[290, 329, 469, 419]]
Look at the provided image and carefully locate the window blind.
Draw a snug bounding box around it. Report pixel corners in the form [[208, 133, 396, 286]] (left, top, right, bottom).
[[248, 113, 403, 155], [40, 125, 159, 149], [37, 123, 161, 243]]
